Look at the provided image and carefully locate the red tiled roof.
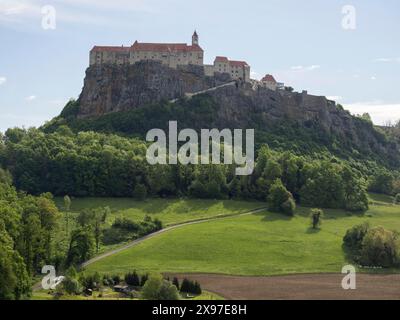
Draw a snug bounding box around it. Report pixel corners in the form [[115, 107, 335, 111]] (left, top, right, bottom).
[[229, 60, 249, 67], [131, 42, 203, 52], [262, 74, 277, 83], [215, 56, 248, 67], [215, 56, 229, 62], [91, 46, 130, 52]]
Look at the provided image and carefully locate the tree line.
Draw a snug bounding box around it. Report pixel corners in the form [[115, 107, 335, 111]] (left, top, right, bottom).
[[0, 128, 373, 212]]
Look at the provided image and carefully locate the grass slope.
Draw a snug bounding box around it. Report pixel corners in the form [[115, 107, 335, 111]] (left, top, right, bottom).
[[86, 195, 400, 276], [55, 197, 264, 226]]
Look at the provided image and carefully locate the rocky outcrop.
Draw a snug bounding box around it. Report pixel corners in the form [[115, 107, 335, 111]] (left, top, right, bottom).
[[73, 61, 398, 166], [77, 61, 230, 118], [200, 84, 394, 158]]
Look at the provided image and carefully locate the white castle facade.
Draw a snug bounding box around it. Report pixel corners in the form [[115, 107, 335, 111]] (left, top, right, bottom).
[[90, 31, 251, 82]]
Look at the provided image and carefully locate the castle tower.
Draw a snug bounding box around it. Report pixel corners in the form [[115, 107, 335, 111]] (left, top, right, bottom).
[[192, 30, 199, 46]]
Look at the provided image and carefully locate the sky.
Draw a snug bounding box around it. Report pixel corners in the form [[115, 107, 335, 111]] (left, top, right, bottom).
[[0, 0, 399, 132]]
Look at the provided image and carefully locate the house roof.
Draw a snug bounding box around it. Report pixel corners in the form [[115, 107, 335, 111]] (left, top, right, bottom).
[[92, 42, 203, 53], [215, 56, 229, 63], [229, 60, 249, 67], [91, 46, 130, 53], [131, 41, 203, 52], [262, 74, 277, 83], [215, 56, 249, 67]]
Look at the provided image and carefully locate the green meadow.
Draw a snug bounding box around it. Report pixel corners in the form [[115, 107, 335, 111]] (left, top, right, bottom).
[[55, 197, 264, 226], [85, 194, 400, 276]]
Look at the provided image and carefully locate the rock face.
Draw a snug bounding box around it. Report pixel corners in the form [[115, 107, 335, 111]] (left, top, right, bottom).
[[75, 61, 398, 166], [77, 61, 230, 118], [200, 84, 394, 158]]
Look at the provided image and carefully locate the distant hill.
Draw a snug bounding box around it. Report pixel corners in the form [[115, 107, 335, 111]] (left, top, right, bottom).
[[44, 61, 400, 170]]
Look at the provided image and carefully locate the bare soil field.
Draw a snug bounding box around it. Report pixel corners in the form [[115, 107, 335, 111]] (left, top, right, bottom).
[[169, 273, 400, 300]]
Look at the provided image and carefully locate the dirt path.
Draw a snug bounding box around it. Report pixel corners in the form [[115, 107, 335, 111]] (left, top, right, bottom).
[[81, 207, 266, 268], [168, 273, 400, 300], [33, 207, 266, 291]]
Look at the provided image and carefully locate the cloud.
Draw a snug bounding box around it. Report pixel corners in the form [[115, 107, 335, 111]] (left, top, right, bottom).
[[0, 77, 6, 85], [25, 95, 37, 101], [0, 0, 41, 22], [343, 101, 400, 125], [55, 0, 149, 12], [373, 57, 400, 63], [370, 76, 377, 81], [290, 65, 321, 72], [0, 0, 151, 27]]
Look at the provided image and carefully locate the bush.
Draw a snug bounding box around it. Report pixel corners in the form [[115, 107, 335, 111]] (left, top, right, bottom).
[[180, 278, 202, 295], [267, 179, 295, 215], [172, 277, 180, 290], [125, 271, 140, 286], [79, 272, 101, 291], [344, 224, 400, 268], [141, 274, 179, 300], [133, 183, 147, 200], [112, 275, 121, 285], [343, 222, 370, 252], [394, 194, 400, 205], [282, 198, 296, 216], [310, 208, 324, 229], [102, 216, 163, 245], [63, 278, 82, 295], [140, 273, 149, 287], [360, 227, 400, 267]]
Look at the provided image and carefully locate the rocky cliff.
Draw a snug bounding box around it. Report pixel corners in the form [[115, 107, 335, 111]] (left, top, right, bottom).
[[77, 61, 230, 118], [68, 61, 398, 167]]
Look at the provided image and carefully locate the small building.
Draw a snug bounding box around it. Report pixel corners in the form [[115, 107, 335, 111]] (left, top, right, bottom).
[[113, 285, 130, 293], [211, 56, 250, 82], [261, 74, 278, 91]]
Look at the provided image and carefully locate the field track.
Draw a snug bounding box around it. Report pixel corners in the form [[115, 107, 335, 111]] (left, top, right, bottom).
[[168, 273, 400, 300]]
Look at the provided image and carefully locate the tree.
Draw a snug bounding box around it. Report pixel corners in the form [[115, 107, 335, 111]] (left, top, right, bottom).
[[133, 183, 147, 200], [0, 223, 30, 300], [66, 227, 95, 266], [125, 271, 140, 286], [310, 208, 324, 229], [267, 179, 296, 215], [172, 277, 180, 290], [63, 278, 82, 295], [300, 162, 345, 209], [141, 274, 179, 300], [158, 280, 180, 300], [140, 273, 149, 287], [343, 222, 370, 252], [368, 171, 394, 195], [64, 195, 71, 235], [191, 281, 202, 295], [360, 227, 400, 268]]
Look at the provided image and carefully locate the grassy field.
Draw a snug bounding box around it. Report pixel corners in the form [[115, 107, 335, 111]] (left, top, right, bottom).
[[54, 197, 264, 226], [85, 194, 400, 276]]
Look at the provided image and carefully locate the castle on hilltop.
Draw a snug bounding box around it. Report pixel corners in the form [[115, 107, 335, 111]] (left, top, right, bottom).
[[90, 31, 251, 82]]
